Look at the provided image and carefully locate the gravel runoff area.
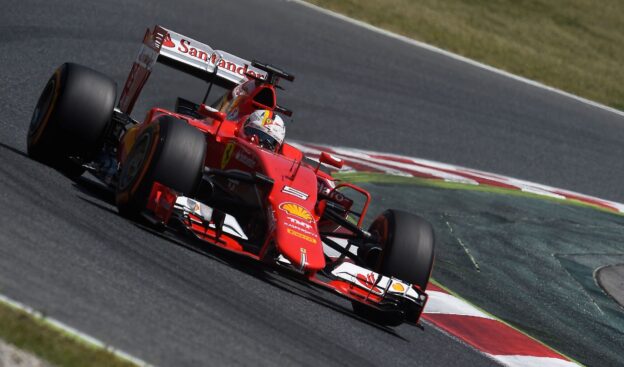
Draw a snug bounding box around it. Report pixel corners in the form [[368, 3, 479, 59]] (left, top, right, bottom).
[[0, 340, 50, 367]]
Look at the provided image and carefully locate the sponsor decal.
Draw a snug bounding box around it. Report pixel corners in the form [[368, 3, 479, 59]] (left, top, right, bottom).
[[284, 216, 316, 237], [279, 202, 313, 222], [286, 216, 312, 230], [178, 39, 214, 63], [284, 223, 315, 236], [282, 186, 309, 200], [356, 273, 382, 293], [221, 143, 235, 169], [164, 34, 263, 78], [163, 33, 175, 48], [391, 282, 406, 293], [287, 228, 317, 244], [234, 149, 256, 168]]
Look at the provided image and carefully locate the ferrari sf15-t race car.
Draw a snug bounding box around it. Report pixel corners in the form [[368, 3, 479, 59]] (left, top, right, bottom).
[[27, 25, 435, 326]]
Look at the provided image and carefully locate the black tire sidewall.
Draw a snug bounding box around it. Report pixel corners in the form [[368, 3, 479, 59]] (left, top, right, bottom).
[[371, 209, 435, 290], [116, 116, 207, 217], [27, 63, 116, 168]]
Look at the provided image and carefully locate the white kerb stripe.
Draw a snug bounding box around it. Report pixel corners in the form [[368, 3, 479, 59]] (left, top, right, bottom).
[[345, 151, 480, 185], [491, 355, 580, 367], [424, 290, 494, 319]]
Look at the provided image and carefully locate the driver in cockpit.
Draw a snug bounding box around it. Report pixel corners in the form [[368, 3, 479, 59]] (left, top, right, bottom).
[[240, 109, 285, 152]]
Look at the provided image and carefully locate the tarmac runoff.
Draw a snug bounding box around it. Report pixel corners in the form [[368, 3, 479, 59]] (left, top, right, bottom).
[[295, 142, 624, 367]]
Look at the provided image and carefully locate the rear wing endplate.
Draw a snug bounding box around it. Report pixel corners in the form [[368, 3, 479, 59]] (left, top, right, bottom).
[[118, 25, 266, 114]]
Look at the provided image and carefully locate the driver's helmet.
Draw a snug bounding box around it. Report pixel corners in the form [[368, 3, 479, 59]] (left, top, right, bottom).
[[242, 110, 285, 151]]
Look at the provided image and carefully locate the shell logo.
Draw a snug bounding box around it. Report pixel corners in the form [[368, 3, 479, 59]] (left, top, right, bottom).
[[391, 282, 406, 292], [163, 33, 175, 48], [279, 202, 313, 222]]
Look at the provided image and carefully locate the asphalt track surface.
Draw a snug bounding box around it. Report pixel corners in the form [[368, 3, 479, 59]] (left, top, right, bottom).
[[1, 0, 623, 365]]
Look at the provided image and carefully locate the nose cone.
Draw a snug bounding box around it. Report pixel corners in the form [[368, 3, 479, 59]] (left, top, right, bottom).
[[274, 202, 325, 271]]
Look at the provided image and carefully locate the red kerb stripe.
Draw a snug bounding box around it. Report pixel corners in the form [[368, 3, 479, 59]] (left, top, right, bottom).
[[423, 314, 567, 359]]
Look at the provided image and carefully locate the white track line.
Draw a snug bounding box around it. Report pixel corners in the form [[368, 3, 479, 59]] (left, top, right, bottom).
[[290, 0, 624, 118], [0, 293, 152, 367]]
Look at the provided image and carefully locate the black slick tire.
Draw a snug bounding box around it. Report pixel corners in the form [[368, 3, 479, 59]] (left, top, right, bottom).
[[115, 116, 207, 218], [370, 209, 435, 290], [351, 210, 435, 325], [27, 63, 117, 177]]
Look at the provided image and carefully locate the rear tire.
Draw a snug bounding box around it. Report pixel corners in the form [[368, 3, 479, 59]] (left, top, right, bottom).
[[115, 116, 207, 218], [27, 63, 117, 177]]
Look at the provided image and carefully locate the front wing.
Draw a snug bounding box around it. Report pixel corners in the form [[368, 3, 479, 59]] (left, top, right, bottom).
[[145, 182, 428, 325]]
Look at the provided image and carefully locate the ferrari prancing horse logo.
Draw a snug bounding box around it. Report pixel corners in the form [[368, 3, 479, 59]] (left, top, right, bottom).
[[221, 142, 235, 169]]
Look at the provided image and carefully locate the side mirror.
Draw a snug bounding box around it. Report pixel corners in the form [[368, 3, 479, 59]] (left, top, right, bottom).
[[198, 104, 226, 122], [319, 152, 344, 169]]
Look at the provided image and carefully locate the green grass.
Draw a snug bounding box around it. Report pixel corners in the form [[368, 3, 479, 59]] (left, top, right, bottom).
[[333, 171, 622, 215], [0, 302, 137, 367], [307, 0, 624, 109]]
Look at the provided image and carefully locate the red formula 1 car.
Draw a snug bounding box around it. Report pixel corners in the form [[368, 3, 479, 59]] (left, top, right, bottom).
[[27, 26, 435, 326]]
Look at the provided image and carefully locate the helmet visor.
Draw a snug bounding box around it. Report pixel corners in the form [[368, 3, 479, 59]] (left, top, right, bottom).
[[244, 126, 279, 151]]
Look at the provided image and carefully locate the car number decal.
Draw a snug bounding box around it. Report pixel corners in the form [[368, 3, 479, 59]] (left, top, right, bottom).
[[282, 186, 309, 200]]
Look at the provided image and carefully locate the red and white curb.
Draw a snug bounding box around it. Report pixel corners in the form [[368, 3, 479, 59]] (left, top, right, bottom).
[[296, 142, 585, 366], [423, 284, 578, 367], [292, 142, 624, 214]]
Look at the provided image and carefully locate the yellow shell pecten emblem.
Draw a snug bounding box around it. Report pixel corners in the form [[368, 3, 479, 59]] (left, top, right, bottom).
[[279, 202, 313, 222]]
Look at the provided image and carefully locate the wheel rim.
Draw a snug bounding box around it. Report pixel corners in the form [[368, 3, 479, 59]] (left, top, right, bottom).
[[118, 132, 151, 191], [28, 77, 56, 137]]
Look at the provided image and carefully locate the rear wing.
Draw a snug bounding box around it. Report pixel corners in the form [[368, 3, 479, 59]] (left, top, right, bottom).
[[118, 25, 267, 114]]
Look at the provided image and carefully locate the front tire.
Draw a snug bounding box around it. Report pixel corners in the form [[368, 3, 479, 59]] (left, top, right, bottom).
[[351, 210, 435, 325], [370, 209, 435, 290], [27, 63, 117, 177], [115, 116, 207, 218]]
